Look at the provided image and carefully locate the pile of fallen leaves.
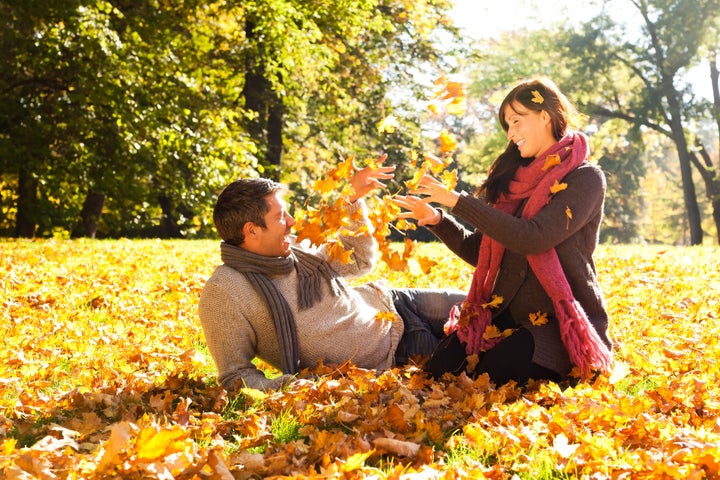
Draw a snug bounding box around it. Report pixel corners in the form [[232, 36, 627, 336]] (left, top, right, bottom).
[[1, 239, 719, 479]]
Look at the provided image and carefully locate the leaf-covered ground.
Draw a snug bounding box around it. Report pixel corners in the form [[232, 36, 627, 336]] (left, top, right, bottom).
[[1, 239, 719, 479]]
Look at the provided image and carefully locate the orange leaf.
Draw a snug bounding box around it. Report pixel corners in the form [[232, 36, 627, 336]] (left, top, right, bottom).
[[375, 311, 399, 322], [438, 129, 457, 154], [326, 241, 355, 265], [416, 256, 437, 274], [136, 425, 189, 461], [542, 154, 561, 171], [483, 324, 503, 340], [529, 311, 548, 326], [550, 180, 568, 194], [481, 295, 503, 309]]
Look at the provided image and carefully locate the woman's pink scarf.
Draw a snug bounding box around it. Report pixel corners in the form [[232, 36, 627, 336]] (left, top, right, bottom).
[[445, 131, 613, 377]]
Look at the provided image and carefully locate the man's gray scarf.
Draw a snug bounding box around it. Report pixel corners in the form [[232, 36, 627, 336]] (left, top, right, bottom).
[[220, 242, 350, 374]]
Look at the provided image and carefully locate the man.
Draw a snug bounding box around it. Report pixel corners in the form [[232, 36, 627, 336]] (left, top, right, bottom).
[[198, 156, 465, 391]]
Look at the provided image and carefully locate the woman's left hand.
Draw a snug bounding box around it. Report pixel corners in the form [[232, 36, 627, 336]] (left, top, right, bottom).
[[410, 174, 460, 208]]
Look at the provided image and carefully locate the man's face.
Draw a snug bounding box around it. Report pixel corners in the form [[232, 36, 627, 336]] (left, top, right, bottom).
[[250, 192, 296, 257]]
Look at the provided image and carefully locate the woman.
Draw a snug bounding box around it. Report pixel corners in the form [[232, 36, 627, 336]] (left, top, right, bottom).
[[394, 78, 613, 386]]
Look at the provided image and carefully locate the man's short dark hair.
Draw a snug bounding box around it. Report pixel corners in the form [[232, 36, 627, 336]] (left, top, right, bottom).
[[213, 178, 287, 245]]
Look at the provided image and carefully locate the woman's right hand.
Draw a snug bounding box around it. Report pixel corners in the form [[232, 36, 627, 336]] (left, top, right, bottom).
[[393, 195, 442, 227]]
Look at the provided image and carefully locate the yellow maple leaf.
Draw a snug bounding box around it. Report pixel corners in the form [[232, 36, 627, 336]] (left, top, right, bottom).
[[416, 255, 437, 274], [313, 176, 338, 194], [326, 241, 355, 265], [438, 129, 457, 154], [385, 251, 408, 271], [531, 89, 544, 104], [529, 311, 549, 326], [550, 180, 568, 194], [395, 218, 417, 231], [483, 324, 503, 340], [136, 425, 190, 461], [341, 450, 375, 472], [481, 295, 504, 309], [446, 98, 466, 116], [440, 169, 458, 192], [424, 152, 452, 173], [377, 114, 399, 134], [542, 154, 561, 171], [335, 156, 356, 180], [404, 165, 428, 191]]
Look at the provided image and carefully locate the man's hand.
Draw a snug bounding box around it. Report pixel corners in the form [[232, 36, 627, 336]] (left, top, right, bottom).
[[348, 153, 396, 203]]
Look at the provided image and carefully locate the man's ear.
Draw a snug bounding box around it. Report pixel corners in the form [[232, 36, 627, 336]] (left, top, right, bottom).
[[242, 222, 256, 240]]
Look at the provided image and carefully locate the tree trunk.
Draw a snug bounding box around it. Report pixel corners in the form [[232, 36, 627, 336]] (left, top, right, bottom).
[[710, 53, 719, 155], [71, 191, 105, 238], [241, 16, 284, 179], [158, 195, 183, 238], [266, 98, 284, 180], [690, 143, 720, 244], [665, 87, 703, 245], [14, 166, 38, 238]]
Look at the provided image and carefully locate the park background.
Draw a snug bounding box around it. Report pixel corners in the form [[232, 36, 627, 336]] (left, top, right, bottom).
[[2, 0, 720, 478], [1, 0, 719, 245]]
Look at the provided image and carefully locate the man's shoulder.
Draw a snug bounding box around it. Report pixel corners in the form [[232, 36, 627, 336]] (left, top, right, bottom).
[[204, 264, 250, 289]]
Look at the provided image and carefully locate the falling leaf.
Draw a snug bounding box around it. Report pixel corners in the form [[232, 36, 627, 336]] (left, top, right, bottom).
[[438, 129, 457, 154], [481, 295, 504, 309], [326, 241, 355, 265], [440, 169, 458, 192], [529, 311, 548, 326], [550, 180, 568, 194], [416, 256, 437, 275], [377, 115, 399, 134], [483, 325, 503, 340], [542, 154, 561, 171], [404, 166, 428, 191]]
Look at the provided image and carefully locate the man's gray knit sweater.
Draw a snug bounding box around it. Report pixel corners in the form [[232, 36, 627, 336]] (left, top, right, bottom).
[[198, 200, 404, 392]]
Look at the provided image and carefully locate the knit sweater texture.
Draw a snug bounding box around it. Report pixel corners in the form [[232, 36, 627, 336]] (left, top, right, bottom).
[[429, 162, 612, 376], [198, 200, 404, 391]]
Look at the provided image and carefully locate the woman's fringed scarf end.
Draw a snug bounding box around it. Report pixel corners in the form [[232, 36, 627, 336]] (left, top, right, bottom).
[[557, 299, 613, 378]]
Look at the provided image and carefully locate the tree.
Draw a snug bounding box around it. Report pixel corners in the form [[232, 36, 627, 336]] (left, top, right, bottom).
[[563, 0, 720, 244], [0, 0, 464, 238]]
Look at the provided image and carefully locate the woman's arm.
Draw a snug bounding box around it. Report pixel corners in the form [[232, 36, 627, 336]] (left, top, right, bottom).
[[451, 164, 606, 254]]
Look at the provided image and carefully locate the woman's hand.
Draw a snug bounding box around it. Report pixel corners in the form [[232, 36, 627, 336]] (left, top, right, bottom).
[[410, 174, 460, 209], [348, 153, 396, 203], [393, 195, 442, 227]]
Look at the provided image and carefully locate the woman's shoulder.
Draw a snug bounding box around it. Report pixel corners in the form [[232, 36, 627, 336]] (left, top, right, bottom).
[[567, 161, 607, 189]]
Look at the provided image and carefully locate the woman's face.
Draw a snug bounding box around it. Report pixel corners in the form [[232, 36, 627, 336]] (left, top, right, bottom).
[[503, 101, 556, 159]]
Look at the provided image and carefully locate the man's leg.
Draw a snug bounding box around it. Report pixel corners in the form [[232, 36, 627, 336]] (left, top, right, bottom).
[[391, 288, 466, 360]]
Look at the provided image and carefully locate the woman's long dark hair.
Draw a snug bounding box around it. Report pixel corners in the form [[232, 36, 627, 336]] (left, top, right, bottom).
[[477, 78, 576, 204]]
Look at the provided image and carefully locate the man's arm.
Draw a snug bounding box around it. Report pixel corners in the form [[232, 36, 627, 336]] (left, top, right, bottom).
[[198, 277, 294, 392]]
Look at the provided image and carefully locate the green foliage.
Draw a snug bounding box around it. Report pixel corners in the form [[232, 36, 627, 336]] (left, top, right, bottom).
[[0, 0, 463, 238]]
